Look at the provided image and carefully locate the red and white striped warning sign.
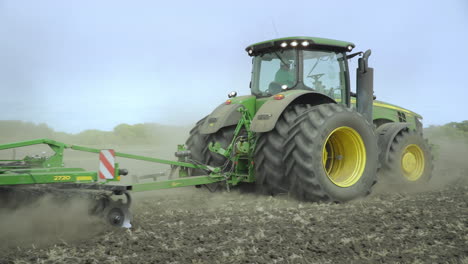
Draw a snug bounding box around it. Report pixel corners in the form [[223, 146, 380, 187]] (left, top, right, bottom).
[[99, 149, 115, 180]]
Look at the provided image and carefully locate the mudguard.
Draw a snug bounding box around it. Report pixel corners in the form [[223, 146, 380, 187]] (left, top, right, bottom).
[[199, 103, 243, 134], [376, 122, 410, 163], [250, 91, 335, 133]]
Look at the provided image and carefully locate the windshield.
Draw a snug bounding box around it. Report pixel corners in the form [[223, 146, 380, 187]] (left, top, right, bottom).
[[250, 50, 346, 100], [251, 50, 298, 96], [303, 50, 346, 101]]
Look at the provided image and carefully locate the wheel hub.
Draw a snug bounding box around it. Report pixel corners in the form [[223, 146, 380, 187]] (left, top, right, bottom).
[[401, 144, 425, 181], [322, 126, 366, 188], [402, 152, 417, 173]]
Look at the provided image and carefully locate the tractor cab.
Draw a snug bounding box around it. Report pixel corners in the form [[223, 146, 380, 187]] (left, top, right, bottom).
[[246, 37, 355, 103]]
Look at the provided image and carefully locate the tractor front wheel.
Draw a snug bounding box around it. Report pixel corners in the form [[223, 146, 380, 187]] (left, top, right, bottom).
[[381, 129, 433, 184]]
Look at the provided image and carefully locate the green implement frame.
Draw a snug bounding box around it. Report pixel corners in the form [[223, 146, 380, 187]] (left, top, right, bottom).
[[0, 107, 255, 194], [0, 139, 222, 191]]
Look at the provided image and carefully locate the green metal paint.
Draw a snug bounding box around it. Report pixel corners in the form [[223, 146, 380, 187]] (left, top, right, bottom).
[[0, 138, 229, 190], [132, 175, 224, 192], [205, 106, 256, 184], [0, 139, 67, 168], [0, 170, 97, 185], [228, 95, 256, 118], [348, 98, 419, 129]]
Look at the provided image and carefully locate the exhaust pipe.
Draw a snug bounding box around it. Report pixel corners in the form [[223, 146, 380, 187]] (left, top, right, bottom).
[[356, 49, 374, 125]]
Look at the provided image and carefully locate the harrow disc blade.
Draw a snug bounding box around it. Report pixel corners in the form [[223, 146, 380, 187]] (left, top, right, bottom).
[[98, 192, 133, 228], [107, 206, 132, 228]]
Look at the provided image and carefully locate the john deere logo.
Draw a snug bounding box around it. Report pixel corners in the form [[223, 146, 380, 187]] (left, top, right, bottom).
[[171, 182, 182, 187]]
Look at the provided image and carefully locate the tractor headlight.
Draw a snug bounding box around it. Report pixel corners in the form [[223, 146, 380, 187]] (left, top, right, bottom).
[[290, 41, 298, 47], [228, 91, 237, 98], [280, 42, 288, 48]]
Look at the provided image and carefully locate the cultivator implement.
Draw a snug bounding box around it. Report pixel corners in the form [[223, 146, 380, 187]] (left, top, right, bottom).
[[0, 140, 134, 227], [0, 134, 250, 227]]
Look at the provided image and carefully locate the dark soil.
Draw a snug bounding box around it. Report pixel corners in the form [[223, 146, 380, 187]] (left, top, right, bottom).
[[0, 179, 466, 264]]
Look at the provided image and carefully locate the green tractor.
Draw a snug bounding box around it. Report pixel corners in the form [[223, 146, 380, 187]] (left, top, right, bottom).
[[186, 36, 433, 202], [0, 37, 434, 228]]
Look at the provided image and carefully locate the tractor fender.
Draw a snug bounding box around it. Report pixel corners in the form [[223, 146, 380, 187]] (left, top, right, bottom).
[[376, 122, 410, 163], [250, 91, 336, 133], [199, 103, 243, 134]]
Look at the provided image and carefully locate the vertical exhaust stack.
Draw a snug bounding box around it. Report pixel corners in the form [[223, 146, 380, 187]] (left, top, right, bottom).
[[356, 49, 374, 125]]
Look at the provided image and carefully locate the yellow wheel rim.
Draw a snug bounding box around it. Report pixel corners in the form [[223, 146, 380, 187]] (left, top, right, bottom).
[[322, 126, 366, 187], [401, 144, 425, 181]]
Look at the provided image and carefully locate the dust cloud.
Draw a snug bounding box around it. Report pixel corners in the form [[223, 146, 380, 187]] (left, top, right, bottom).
[[0, 194, 106, 250], [430, 138, 468, 187], [372, 135, 468, 195]]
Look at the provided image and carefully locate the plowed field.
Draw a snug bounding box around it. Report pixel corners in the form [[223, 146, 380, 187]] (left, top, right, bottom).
[[0, 179, 466, 264]]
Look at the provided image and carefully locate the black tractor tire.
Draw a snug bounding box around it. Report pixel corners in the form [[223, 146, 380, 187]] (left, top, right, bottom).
[[185, 117, 235, 176], [380, 129, 433, 184], [284, 103, 378, 202], [254, 104, 313, 195]]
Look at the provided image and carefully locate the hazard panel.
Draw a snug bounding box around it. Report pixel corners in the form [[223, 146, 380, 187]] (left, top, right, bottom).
[[99, 149, 115, 180]]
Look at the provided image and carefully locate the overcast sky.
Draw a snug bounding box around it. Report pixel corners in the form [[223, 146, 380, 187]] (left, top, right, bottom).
[[0, 0, 467, 133]]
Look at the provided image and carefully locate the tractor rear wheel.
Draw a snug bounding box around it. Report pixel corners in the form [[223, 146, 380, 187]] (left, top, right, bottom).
[[284, 103, 378, 202], [254, 104, 313, 195], [185, 117, 235, 176], [381, 129, 433, 184]]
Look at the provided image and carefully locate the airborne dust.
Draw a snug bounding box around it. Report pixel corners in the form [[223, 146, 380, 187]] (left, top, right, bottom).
[[0, 194, 106, 249], [372, 136, 468, 195]]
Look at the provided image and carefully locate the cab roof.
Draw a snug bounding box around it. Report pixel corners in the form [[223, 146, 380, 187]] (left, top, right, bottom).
[[245, 36, 355, 56]]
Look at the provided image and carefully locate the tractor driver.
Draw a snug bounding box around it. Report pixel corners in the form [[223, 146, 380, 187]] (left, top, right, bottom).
[[268, 61, 296, 94], [274, 62, 295, 88]]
